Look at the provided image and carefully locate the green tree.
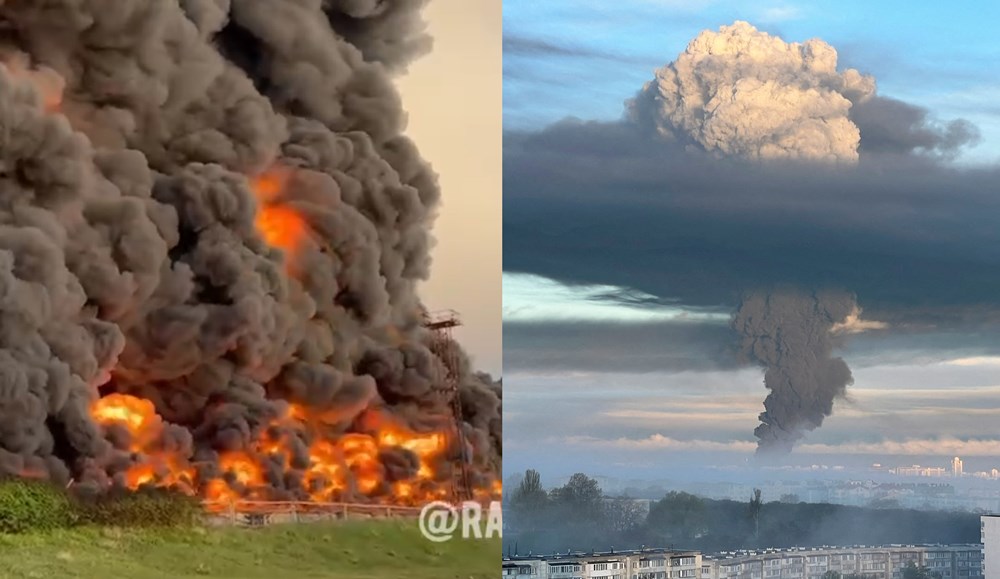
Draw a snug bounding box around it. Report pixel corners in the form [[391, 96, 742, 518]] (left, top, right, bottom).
[[604, 496, 646, 534], [550, 473, 603, 512], [748, 488, 763, 538], [646, 491, 706, 541], [901, 561, 942, 579], [509, 469, 548, 531], [547, 473, 606, 548], [513, 469, 546, 506]]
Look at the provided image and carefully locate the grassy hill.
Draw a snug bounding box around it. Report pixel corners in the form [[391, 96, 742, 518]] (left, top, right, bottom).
[[0, 519, 498, 579]]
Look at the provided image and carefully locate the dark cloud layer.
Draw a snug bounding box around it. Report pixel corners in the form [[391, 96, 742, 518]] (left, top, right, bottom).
[[504, 320, 737, 374], [504, 117, 997, 326], [505, 23, 988, 327]]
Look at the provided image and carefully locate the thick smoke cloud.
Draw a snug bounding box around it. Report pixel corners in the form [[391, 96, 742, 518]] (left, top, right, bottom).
[[626, 22, 977, 163], [733, 290, 856, 454], [504, 21, 989, 452], [0, 0, 500, 502], [627, 22, 875, 162]]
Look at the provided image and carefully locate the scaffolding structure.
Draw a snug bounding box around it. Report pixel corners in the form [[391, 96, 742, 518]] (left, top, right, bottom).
[[423, 309, 472, 503]]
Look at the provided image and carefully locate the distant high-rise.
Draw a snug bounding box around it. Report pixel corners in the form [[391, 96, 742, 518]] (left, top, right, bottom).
[[953, 456, 964, 477]]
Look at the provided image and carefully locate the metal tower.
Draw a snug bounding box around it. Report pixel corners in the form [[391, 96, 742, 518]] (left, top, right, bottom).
[[423, 309, 472, 503]]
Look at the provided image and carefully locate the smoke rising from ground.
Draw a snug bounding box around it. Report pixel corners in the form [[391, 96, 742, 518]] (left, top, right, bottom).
[[0, 0, 500, 502], [733, 290, 858, 454]]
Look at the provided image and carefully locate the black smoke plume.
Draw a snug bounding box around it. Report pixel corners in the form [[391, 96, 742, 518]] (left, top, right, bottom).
[[0, 0, 500, 503], [732, 290, 856, 454]]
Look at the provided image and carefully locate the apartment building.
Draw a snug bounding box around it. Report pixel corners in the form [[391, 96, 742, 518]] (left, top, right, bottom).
[[701, 544, 982, 579], [982, 515, 1000, 578], [501, 548, 702, 579]]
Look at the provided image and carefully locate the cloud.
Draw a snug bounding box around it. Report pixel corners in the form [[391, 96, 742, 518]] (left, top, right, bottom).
[[503, 272, 730, 323], [504, 118, 997, 325], [758, 6, 803, 23], [564, 434, 757, 453], [504, 319, 738, 373], [799, 438, 1000, 456], [503, 35, 657, 66], [946, 356, 1000, 367], [830, 307, 888, 334]]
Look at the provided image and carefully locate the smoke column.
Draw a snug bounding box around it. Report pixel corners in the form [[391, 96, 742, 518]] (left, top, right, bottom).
[[0, 0, 501, 504], [732, 290, 856, 454]]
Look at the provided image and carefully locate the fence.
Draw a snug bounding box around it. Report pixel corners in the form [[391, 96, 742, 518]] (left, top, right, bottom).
[[200, 499, 426, 527]]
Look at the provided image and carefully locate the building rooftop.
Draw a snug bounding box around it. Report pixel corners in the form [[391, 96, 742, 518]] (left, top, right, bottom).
[[501, 547, 700, 563], [702, 543, 983, 561]]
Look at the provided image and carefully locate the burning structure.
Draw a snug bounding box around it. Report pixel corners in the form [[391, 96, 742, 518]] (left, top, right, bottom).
[[0, 1, 501, 506]]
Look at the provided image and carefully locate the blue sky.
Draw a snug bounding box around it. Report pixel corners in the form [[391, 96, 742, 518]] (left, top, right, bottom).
[[502, 0, 1000, 484], [504, 0, 1000, 163]]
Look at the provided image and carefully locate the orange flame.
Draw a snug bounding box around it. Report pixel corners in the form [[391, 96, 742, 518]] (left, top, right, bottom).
[[2, 56, 63, 114], [251, 167, 310, 270], [219, 451, 265, 487], [88, 390, 498, 505], [91, 393, 160, 453]]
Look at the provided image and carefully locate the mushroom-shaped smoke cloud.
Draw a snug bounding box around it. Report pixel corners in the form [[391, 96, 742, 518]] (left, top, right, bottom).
[[628, 21, 876, 163]]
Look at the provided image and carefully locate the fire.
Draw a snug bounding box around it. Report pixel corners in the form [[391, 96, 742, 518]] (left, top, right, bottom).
[[125, 463, 157, 488], [86, 394, 482, 506], [1, 54, 64, 114], [91, 393, 160, 452], [255, 204, 308, 256], [218, 451, 265, 487], [204, 479, 239, 503], [251, 167, 311, 269]]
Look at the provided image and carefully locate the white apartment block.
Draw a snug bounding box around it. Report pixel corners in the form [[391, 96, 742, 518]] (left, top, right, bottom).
[[700, 544, 982, 579], [982, 515, 1000, 578], [501, 548, 701, 579], [503, 544, 982, 579]]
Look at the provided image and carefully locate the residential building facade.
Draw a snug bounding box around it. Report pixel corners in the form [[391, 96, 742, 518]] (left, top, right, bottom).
[[982, 515, 1000, 578], [701, 544, 982, 579], [502, 545, 982, 579], [501, 548, 701, 579]]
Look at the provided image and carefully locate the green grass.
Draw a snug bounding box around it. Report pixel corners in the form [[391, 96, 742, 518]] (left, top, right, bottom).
[[0, 520, 499, 579]]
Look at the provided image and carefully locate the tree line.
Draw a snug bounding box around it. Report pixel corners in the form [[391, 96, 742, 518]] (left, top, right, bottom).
[[504, 470, 980, 555]]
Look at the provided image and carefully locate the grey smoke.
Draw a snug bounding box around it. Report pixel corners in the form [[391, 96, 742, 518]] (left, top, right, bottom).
[[0, 0, 500, 499], [628, 21, 875, 163], [732, 289, 856, 454], [626, 22, 977, 163]]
